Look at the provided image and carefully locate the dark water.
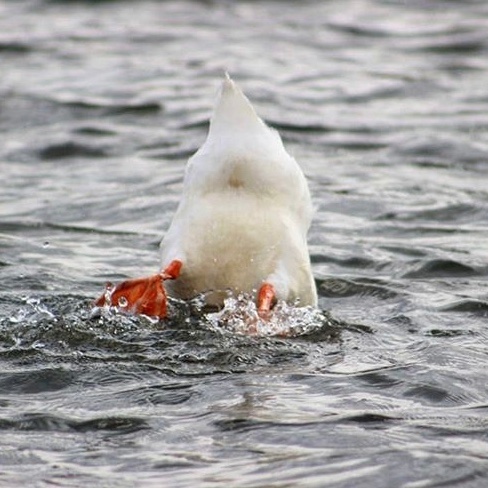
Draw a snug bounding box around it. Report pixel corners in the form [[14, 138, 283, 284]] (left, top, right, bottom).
[[2, 0, 488, 486]]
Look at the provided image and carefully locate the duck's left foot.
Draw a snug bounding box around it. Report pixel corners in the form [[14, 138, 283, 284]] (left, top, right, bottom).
[[95, 260, 182, 319], [257, 282, 277, 319]]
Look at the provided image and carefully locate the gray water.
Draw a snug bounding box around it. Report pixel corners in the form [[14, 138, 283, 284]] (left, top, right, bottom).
[[1, 0, 488, 486]]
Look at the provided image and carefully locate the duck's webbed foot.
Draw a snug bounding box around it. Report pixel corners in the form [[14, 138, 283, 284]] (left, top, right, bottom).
[[257, 282, 277, 319], [95, 260, 182, 319]]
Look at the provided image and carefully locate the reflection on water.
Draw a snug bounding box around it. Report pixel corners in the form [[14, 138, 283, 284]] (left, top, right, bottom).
[[1, 0, 488, 486]]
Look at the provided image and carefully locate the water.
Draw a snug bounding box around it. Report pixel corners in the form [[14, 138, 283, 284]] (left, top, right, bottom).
[[1, 0, 488, 486]]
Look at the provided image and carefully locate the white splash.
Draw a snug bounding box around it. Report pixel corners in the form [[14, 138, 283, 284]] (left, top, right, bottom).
[[204, 292, 327, 337], [92, 289, 330, 337], [10, 297, 56, 324]]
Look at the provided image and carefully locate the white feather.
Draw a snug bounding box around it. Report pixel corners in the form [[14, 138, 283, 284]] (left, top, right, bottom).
[[160, 75, 317, 307]]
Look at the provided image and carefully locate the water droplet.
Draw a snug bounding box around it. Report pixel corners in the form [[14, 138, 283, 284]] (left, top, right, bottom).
[[101, 283, 115, 306], [118, 296, 128, 308]]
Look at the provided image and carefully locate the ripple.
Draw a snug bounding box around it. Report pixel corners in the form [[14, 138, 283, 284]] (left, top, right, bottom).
[[59, 98, 162, 115], [344, 412, 397, 424], [74, 416, 149, 434], [318, 278, 398, 299], [74, 125, 118, 136], [0, 41, 31, 53], [391, 136, 488, 166], [0, 368, 77, 394], [416, 33, 487, 54], [312, 254, 375, 269], [0, 413, 148, 434], [403, 259, 478, 279], [404, 384, 451, 404], [326, 21, 390, 39], [37, 141, 107, 160], [213, 418, 265, 433], [385, 203, 481, 223], [440, 299, 488, 316], [425, 328, 475, 338], [121, 383, 195, 406]]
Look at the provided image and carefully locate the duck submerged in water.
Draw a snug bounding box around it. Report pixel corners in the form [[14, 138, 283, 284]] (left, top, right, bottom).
[[96, 74, 317, 319]]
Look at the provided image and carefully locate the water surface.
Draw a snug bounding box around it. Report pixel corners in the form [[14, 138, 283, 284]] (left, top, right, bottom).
[[1, 0, 488, 486]]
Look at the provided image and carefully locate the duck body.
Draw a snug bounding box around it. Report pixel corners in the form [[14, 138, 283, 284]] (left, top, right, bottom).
[[161, 76, 317, 307], [96, 75, 317, 318]]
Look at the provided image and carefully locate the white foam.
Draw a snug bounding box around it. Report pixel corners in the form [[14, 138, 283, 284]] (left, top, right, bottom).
[[204, 293, 327, 337]]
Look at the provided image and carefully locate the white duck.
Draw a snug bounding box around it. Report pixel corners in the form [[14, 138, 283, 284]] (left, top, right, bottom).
[[96, 75, 317, 318]]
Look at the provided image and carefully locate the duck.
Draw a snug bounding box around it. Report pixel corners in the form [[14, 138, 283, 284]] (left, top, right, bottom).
[[95, 74, 317, 319]]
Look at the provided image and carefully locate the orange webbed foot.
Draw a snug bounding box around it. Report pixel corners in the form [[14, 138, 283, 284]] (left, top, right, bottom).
[[257, 282, 277, 320], [95, 260, 182, 319]]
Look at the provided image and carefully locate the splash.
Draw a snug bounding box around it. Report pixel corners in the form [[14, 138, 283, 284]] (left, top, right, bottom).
[[204, 292, 330, 337], [91, 289, 331, 337], [9, 297, 56, 325]]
